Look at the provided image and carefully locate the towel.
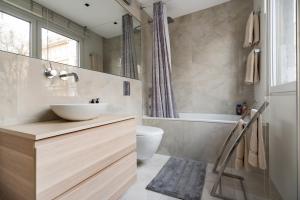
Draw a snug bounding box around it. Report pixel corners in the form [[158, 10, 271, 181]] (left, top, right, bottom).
[[243, 12, 254, 48], [245, 49, 259, 84], [89, 53, 102, 72], [248, 109, 267, 170], [253, 13, 260, 45], [235, 119, 249, 170], [243, 12, 260, 47]]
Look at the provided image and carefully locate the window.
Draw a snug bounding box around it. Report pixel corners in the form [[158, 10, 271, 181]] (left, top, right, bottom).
[[271, 0, 297, 87], [0, 11, 30, 56], [42, 28, 79, 66]]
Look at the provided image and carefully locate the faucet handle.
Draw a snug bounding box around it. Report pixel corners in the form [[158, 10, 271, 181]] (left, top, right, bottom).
[[44, 68, 58, 79], [89, 99, 95, 104], [89, 98, 100, 104]]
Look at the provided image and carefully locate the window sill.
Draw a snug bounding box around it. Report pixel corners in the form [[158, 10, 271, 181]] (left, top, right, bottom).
[[270, 81, 296, 94]]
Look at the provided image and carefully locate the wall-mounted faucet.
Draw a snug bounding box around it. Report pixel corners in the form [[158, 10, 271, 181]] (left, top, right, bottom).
[[59, 71, 79, 82], [44, 68, 79, 82]]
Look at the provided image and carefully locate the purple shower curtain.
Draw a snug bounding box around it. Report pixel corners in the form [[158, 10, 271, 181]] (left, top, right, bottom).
[[151, 1, 177, 118], [122, 14, 138, 79]]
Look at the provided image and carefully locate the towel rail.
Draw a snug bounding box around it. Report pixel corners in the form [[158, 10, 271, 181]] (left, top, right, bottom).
[[212, 107, 252, 174], [210, 101, 269, 200], [254, 48, 261, 53]]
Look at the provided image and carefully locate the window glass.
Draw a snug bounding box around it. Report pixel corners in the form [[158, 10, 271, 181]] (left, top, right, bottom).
[[42, 28, 78, 66], [0, 11, 30, 56], [271, 0, 297, 86]]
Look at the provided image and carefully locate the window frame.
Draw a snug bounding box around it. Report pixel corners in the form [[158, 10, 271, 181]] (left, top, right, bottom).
[[269, 0, 297, 93], [0, 1, 83, 68], [37, 22, 81, 67], [0, 1, 36, 57]]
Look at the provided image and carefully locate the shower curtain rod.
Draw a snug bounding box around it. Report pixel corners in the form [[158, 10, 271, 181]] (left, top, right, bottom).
[[140, 0, 172, 10]]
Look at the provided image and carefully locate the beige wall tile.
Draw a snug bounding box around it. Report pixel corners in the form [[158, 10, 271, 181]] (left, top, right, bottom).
[[143, 0, 255, 115], [0, 51, 142, 125]]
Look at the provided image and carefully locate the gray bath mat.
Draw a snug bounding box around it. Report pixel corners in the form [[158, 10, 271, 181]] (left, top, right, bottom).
[[146, 157, 207, 200]]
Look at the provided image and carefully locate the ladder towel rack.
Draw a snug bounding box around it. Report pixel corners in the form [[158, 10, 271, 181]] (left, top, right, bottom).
[[210, 101, 269, 200]]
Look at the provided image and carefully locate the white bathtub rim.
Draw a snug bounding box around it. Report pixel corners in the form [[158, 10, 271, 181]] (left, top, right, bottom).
[[143, 113, 241, 124]]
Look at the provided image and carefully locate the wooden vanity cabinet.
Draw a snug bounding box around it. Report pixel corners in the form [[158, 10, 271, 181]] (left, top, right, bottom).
[[0, 116, 137, 200]]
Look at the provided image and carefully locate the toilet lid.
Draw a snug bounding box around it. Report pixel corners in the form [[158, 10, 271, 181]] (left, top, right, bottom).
[[136, 125, 164, 136]]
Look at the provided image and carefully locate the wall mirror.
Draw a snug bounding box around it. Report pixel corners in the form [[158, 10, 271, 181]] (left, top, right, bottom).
[[0, 0, 141, 80]]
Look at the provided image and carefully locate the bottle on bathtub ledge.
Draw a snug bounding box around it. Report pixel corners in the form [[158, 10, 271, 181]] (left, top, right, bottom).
[[242, 102, 248, 115], [236, 102, 248, 115], [236, 104, 243, 115]]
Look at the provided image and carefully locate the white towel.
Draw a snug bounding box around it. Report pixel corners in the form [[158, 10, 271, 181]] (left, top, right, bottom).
[[253, 13, 260, 45], [243, 12, 260, 48], [89, 53, 102, 72], [243, 12, 254, 48], [245, 49, 259, 84], [235, 119, 249, 170], [248, 109, 267, 170]]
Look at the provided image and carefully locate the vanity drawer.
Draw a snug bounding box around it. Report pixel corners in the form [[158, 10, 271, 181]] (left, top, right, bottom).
[[57, 152, 137, 200], [0, 134, 35, 200], [35, 119, 136, 200]]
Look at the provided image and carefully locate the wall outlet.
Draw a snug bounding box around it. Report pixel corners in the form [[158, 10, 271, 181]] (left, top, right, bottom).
[[123, 81, 130, 96]]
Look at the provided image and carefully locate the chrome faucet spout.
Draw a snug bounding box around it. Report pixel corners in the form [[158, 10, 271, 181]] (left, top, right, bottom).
[[59, 72, 79, 82]]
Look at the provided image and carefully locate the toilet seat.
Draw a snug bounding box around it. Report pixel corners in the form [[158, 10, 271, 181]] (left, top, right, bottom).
[[136, 125, 164, 160], [136, 125, 164, 136]]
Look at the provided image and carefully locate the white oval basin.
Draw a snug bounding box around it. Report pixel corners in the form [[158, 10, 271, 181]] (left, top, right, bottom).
[[50, 103, 108, 121]]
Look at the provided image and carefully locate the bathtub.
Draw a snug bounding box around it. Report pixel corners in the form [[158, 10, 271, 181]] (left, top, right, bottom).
[[143, 113, 240, 163]]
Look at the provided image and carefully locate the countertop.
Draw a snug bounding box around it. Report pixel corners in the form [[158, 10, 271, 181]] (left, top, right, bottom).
[[0, 115, 135, 140]]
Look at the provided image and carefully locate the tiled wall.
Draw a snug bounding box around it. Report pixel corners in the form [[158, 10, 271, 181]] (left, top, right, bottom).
[[0, 51, 142, 126], [103, 32, 142, 77], [144, 0, 255, 115], [103, 36, 122, 76]]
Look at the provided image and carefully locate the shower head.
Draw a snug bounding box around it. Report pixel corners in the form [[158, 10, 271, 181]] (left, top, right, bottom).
[[167, 17, 174, 24]]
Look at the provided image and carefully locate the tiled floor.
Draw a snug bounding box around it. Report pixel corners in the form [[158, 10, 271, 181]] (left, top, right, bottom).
[[121, 154, 276, 200], [121, 154, 177, 200]]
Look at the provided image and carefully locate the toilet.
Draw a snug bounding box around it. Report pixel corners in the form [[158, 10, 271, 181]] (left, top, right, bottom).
[[136, 125, 164, 161]]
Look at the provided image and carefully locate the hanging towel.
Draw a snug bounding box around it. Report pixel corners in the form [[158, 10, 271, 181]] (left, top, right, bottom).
[[89, 53, 102, 72], [245, 49, 259, 84], [235, 119, 250, 170], [244, 11, 260, 47], [253, 13, 260, 45], [248, 109, 267, 170], [243, 12, 254, 48]]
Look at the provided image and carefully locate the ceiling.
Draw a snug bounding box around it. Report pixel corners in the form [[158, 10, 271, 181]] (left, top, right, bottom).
[[34, 0, 229, 38], [137, 0, 230, 19], [34, 0, 130, 38]]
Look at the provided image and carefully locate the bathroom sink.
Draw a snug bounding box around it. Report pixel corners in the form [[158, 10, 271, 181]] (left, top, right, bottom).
[[50, 103, 108, 121]]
